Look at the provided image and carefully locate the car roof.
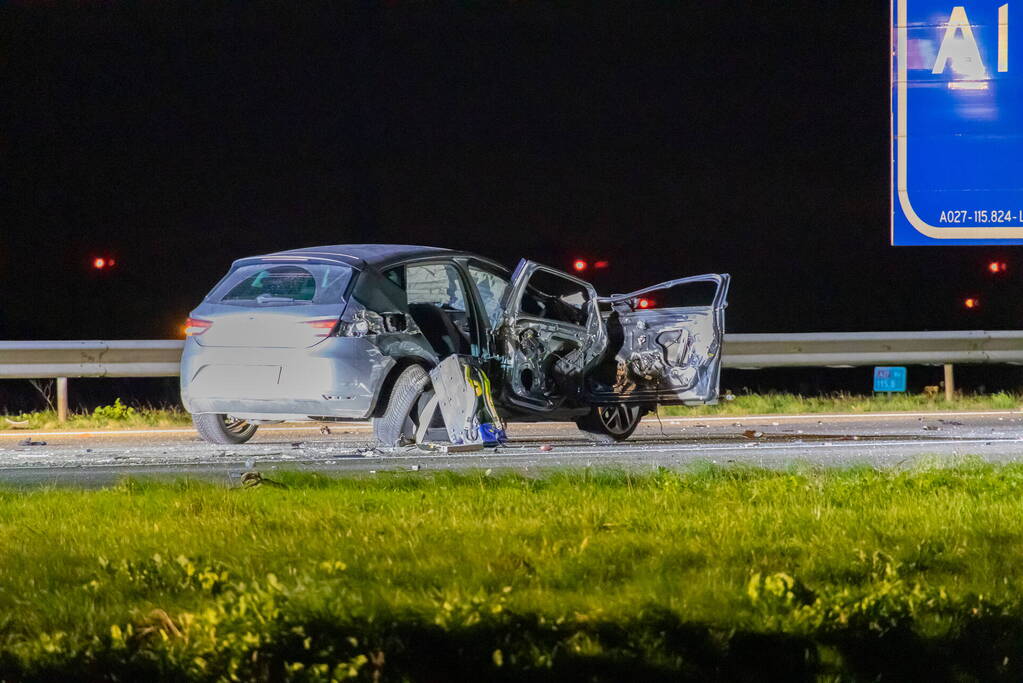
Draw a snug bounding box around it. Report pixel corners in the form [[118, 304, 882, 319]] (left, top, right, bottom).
[[250, 244, 507, 272]]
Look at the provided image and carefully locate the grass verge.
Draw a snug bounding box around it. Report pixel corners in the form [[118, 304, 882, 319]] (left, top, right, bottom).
[[0, 400, 192, 431], [660, 390, 1023, 417], [3, 392, 1022, 432], [2, 463, 1023, 680]]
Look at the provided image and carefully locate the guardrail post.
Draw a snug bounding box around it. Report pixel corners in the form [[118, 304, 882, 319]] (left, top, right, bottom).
[[943, 364, 955, 402], [56, 377, 68, 422]]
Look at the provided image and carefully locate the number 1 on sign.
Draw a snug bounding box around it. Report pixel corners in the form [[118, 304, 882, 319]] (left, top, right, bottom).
[[932, 4, 1008, 76]]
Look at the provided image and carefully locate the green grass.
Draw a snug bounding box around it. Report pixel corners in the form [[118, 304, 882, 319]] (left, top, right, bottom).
[[660, 390, 1023, 417], [4, 464, 1023, 679], [0, 400, 192, 431], [4, 392, 1021, 433]]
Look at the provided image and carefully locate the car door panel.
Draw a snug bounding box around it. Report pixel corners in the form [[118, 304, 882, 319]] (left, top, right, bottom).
[[497, 260, 606, 413], [587, 274, 729, 405]]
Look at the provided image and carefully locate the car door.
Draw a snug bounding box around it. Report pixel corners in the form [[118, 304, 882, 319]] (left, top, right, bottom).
[[497, 260, 607, 413], [586, 273, 730, 405]]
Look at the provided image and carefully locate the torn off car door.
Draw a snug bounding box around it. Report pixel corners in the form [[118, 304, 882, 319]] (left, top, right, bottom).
[[497, 260, 607, 413], [587, 274, 729, 405]]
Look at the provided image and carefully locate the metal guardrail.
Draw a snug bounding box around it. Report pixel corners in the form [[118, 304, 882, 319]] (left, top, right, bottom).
[[2, 332, 1022, 419], [0, 340, 183, 379], [722, 330, 1023, 369]]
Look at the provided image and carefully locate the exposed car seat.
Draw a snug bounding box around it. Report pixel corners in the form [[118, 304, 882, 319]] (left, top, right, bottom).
[[408, 303, 470, 357]]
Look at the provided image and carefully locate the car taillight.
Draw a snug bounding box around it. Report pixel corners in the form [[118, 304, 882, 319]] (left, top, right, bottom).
[[303, 318, 339, 337], [184, 317, 212, 336]]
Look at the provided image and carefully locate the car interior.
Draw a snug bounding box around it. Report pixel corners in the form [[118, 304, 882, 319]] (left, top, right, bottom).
[[387, 263, 473, 358], [408, 302, 470, 356]]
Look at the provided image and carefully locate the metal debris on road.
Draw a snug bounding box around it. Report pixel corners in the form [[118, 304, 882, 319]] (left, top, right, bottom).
[[420, 443, 484, 453], [240, 471, 287, 489], [17, 438, 46, 446]]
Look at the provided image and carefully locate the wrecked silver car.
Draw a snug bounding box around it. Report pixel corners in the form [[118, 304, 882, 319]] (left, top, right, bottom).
[[180, 244, 729, 445]]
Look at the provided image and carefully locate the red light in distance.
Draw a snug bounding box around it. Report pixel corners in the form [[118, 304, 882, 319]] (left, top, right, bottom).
[[183, 317, 212, 336], [637, 298, 653, 309], [93, 257, 106, 269], [964, 297, 980, 309], [988, 261, 1007, 273], [573, 259, 588, 272], [594, 261, 609, 269]]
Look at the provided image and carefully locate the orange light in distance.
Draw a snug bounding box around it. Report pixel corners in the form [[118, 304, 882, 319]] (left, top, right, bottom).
[[637, 298, 653, 309], [964, 297, 980, 309], [92, 257, 106, 269], [988, 261, 1007, 273], [573, 259, 588, 272]]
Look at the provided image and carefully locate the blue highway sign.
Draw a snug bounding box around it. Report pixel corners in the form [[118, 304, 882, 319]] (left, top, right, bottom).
[[892, 1, 1023, 244], [874, 366, 908, 392]]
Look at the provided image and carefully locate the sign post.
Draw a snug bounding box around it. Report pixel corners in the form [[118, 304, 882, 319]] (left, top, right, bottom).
[[892, 1, 1023, 244]]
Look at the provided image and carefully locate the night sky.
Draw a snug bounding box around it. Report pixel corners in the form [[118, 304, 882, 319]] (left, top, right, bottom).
[[3, 2, 1018, 343]]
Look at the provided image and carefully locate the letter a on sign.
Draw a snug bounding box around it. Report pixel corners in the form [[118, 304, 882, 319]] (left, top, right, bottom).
[[932, 6, 987, 76]]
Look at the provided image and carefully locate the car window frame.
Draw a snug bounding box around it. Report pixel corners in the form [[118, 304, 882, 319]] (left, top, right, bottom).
[[464, 259, 513, 333], [515, 267, 593, 329], [387, 256, 485, 358]]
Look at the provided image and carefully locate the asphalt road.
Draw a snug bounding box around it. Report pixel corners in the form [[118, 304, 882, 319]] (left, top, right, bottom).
[[2, 410, 1023, 486]]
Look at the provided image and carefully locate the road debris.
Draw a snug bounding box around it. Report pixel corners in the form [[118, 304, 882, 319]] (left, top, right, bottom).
[[742, 430, 764, 439], [539, 444, 554, 452], [240, 471, 287, 489], [417, 442, 484, 453], [17, 438, 46, 446], [410, 465, 421, 471], [354, 446, 385, 457], [319, 425, 332, 435], [291, 442, 303, 449]]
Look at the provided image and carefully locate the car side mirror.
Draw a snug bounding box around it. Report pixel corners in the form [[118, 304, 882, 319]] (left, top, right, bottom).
[[382, 312, 407, 332]]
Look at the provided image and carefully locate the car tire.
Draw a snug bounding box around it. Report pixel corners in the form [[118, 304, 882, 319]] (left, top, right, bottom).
[[372, 364, 432, 447], [575, 404, 645, 442], [193, 413, 259, 444]]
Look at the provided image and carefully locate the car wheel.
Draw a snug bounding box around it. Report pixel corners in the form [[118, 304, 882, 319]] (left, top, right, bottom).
[[372, 364, 434, 447], [575, 404, 644, 442], [193, 413, 259, 444]]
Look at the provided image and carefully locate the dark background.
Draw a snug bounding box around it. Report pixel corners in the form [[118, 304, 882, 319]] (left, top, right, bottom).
[[3, 2, 1021, 409]]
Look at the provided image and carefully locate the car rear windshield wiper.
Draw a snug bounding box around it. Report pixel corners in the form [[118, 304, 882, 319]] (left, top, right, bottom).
[[254, 294, 310, 304]]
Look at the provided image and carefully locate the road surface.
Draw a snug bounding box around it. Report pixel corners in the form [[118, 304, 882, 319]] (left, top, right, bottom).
[[1, 411, 1023, 486]]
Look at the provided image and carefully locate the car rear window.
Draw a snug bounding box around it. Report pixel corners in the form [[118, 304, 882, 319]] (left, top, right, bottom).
[[207, 263, 353, 307]]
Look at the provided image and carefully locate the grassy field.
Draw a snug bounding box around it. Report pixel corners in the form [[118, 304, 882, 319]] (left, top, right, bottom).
[[2, 392, 1021, 432], [3, 464, 1023, 680], [0, 400, 193, 431], [661, 390, 1023, 417]]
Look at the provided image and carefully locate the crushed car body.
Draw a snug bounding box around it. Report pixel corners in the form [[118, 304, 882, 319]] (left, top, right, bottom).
[[179, 244, 729, 445]]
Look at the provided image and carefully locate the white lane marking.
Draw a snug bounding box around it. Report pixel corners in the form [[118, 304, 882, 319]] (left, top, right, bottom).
[[650, 410, 1023, 423], [1, 409, 1019, 439], [0, 424, 372, 438], [327, 437, 1022, 462]]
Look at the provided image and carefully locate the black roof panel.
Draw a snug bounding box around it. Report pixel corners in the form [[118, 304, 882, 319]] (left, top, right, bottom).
[[265, 244, 455, 266]]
